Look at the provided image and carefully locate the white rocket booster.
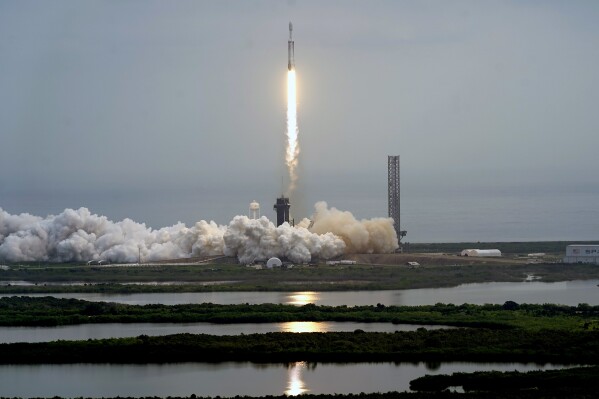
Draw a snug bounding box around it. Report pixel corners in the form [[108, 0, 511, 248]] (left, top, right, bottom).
[[288, 22, 295, 71]]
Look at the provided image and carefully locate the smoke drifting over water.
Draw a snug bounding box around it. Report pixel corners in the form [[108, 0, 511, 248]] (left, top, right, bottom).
[[0, 203, 397, 264]]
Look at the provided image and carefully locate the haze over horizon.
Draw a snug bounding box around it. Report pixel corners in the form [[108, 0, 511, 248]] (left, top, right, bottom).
[[1, 1, 598, 242]]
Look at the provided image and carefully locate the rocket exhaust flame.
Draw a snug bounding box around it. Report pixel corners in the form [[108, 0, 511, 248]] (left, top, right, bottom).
[[285, 22, 299, 196], [286, 68, 299, 194]]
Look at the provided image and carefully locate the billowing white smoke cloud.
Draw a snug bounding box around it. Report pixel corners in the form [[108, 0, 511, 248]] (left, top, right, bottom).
[[308, 201, 399, 254], [0, 208, 225, 263], [223, 216, 345, 264], [0, 203, 397, 264]]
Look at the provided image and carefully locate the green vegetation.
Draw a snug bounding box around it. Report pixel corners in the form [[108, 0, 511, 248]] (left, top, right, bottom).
[[2, 297, 599, 330], [410, 366, 599, 393], [1, 329, 598, 364], [2, 299, 597, 366], [2, 262, 599, 293], [0, 263, 241, 283]]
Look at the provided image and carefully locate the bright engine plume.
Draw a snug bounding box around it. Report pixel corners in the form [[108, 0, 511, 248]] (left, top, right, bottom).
[[285, 22, 299, 195]]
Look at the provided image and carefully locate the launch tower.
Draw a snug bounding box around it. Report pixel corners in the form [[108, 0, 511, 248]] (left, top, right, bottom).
[[388, 155, 407, 243], [273, 196, 290, 226]]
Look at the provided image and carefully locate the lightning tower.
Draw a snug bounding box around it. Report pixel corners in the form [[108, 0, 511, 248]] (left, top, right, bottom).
[[388, 155, 407, 244]]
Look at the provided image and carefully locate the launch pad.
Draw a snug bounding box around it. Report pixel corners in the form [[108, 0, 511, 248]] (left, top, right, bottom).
[[273, 196, 291, 226]]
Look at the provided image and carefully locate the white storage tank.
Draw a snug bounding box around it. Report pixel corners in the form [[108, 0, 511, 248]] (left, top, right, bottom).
[[563, 245, 599, 264], [249, 201, 260, 219], [460, 249, 502, 257]]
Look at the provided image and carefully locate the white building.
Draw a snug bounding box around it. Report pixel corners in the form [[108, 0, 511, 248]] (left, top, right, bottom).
[[563, 245, 599, 264], [460, 249, 502, 257], [325, 260, 357, 265]]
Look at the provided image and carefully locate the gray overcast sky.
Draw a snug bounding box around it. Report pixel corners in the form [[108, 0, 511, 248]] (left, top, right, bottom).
[[1, 0, 598, 239]]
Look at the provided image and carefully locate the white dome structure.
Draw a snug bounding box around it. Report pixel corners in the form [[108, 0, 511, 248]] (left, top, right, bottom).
[[266, 257, 283, 268]]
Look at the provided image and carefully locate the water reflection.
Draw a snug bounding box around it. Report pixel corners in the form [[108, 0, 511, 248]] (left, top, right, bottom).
[[0, 322, 454, 343], [0, 361, 573, 397], [281, 322, 327, 333], [5, 280, 598, 306], [285, 362, 308, 396], [287, 292, 320, 305], [424, 361, 441, 371]]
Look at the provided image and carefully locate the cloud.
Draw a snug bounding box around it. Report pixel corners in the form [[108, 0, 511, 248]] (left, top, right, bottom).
[[0, 203, 397, 264]]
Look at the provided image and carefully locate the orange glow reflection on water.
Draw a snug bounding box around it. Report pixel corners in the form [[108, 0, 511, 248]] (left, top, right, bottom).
[[287, 292, 320, 306], [280, 321, 329, 333], [285, 362, 308, 396]]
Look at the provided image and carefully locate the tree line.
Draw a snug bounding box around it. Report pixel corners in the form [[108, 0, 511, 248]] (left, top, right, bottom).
[[1, 329, 598, 364], [1, 296, 599, 330]]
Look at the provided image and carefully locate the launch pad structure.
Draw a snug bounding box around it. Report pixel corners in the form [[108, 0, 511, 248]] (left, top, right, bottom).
[[388, 155, 407, 243], [273, 196, 291, 227]]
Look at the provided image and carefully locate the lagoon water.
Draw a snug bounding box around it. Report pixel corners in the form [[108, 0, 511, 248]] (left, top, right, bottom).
[[1, 280, 596, 396], [11, 279, 599, 306], [0, 361, 571, 397], [0, 321, 454, 344]]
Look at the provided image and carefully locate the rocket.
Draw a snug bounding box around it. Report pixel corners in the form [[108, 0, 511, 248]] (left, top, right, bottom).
[[288, 22, 295, 71]]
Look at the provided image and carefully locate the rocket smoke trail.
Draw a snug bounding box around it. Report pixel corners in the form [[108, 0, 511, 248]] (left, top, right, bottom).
[[286, 22, 299, 194], [286, 69, 298, 192]]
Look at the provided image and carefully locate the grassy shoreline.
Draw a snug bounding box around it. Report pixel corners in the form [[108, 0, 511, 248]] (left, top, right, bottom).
[[1, 330, 598, 364], [1, 263, 599, 293], [409, 366, 599, 392], [0, 297, 597, 330]]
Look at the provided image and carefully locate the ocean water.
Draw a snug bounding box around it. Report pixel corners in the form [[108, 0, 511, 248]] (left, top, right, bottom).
[[401, 190, 599, 242]]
